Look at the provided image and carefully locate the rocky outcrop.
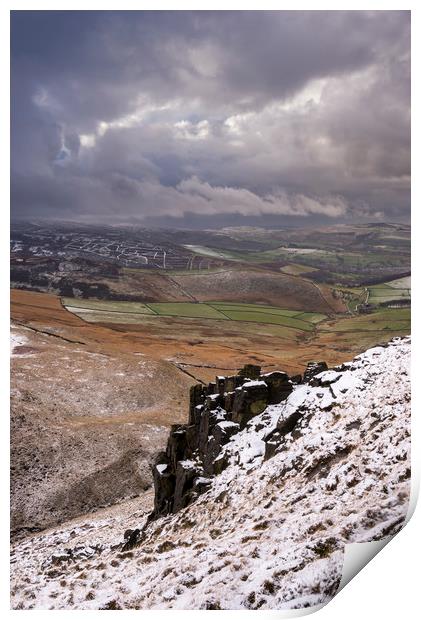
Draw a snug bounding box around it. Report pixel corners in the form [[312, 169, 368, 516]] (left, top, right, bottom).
[[151, 359, 330, 519], [303, 361, 328, 383], [151, 363, 295, 518]]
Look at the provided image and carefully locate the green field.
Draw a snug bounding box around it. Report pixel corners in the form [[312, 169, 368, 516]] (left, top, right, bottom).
[[295, 312, 329, 324], [211, 309, 314, 331], [62, 298, 326, 332], [61, 297, 155, 314], [320, 308, 410, 333], [367, 282, 411, 305], [335, 278, 410, 312], [147, 302, 226, 320], [208, 302, 305, 316]]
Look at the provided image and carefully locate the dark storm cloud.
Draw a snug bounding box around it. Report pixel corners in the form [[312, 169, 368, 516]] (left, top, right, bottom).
[[11, 10, 410, 225]]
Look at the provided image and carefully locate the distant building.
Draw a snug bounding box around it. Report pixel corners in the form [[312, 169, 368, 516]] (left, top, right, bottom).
[[380, 300, 411, 309]]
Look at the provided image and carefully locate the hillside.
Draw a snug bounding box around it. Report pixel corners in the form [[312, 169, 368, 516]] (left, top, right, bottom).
[[10, 337, 410, 610], [10, 305, 193, 537], [172, 269, 344, 312]]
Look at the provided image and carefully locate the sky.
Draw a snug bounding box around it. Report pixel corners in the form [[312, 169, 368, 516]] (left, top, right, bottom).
[[10, 10, 410, 229]]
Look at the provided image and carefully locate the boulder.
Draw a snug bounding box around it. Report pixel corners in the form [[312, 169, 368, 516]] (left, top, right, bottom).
[[173, 460, 203, 513], [152, 455, 175, 516], [203, 420, 240, 475], [263, 406, 306, 460], [192, 404, 204, 427], [223, 391, 235, 413], [238, 364, 261, 380], [309, 369, 341, 387], [205, 393, 223, 410], [232, 380, 269, 429], [216, 376, 226, 396], [189, 384, 206, 424], [213, 420, 240, 446], [192, 476, 212, 495], [276, 407, 305, 436], [206, 382, 217, 395], [261, 371, 293, 404], [303, 361, 328, 383], [185, 424, 199, 457], [213, 452, 229, 475], [166, 426, 187, 471], [264, 431, 283, 460], [121, 528, 141, 552], [225, 375, 244, 392]]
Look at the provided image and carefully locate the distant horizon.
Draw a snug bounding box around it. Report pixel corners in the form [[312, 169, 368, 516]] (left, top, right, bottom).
[[10, 215, 411, 232]]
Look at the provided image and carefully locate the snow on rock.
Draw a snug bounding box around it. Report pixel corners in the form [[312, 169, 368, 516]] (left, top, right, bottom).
[[10, 337, 411, 610], [242, 379, 268, 388]]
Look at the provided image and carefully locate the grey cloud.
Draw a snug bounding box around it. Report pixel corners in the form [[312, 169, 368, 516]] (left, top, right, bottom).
[[11, 10, 410, 225], [12, 172, 349, 223]]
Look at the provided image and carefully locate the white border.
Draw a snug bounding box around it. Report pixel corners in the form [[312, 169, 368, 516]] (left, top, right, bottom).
[[2, 3, 418, 618]]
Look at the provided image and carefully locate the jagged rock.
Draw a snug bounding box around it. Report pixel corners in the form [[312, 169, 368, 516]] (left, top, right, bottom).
[[192, 404, 204, 426], [225, 376, 235, 392], [264, 431, 284, 460], [203, 437, 220, 475], [151, 362, 310, 518], [198, 406, 227, 453], [121, 528, 140, 552], [185, 424, 199, 457], [261, 371, 293, 404], [198, 407, 215, 453], [192, 476, 212, 494], [213, 452, 229, 475], [263, 407, 306, 460], [303, 361, 328, 383], [310, 369, 341, 387], [291, 374, 302, 384], [232, 380, 269, 429], [203, 421, 240, 475], [224, 391, 235, 412], [189, 384, 206, 424], [167, 426, 187, 471], [213, 420, 240, 446], [173, 460, 203, 513], [216, 376, 226, 396], [238, 364, 261, 379], [152, 455, 175, 516], [276, 406, 305, 436], [205, 393, 223, 410], [207, 382, 216, 395], [225, 375, 245, 392]]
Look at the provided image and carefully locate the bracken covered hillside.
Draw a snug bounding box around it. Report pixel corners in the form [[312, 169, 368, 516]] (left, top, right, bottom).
[[11, 337, 411, 610]]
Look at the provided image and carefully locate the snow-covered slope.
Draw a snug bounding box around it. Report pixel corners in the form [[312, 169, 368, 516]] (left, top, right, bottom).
[[10, 337, 411, 610]]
